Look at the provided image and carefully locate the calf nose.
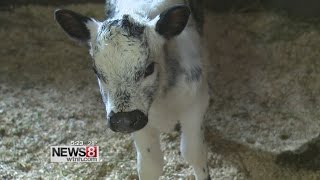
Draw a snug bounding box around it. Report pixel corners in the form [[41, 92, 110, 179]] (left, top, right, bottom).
[[108, 110, 148, 133]]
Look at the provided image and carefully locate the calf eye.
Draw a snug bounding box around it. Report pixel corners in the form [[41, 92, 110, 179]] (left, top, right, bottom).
[[144, 62, 155, 77]]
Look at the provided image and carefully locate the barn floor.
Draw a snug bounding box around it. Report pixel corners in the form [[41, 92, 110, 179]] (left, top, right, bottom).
[[1, 4, 320, 180]]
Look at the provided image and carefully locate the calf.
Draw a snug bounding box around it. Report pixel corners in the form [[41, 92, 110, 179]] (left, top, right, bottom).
[[54, 0, 210, 179]]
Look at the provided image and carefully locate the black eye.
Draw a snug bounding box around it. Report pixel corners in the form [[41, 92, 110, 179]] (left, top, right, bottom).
[[144, 62, 155, 77]]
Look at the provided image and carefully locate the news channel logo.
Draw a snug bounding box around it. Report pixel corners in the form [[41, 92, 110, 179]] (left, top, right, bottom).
[[50, 141, 99, 162]]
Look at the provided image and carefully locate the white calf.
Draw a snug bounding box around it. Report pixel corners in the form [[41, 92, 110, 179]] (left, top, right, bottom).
[[54, 0, 210, 179]]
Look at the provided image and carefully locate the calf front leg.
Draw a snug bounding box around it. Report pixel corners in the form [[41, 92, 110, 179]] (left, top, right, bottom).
[[132, 126, 163, 180], [180, 106, 210, 180]]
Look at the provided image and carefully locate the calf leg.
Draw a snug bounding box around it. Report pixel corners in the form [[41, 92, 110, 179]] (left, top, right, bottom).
[[132, 126, 163, 180], [180, 107, 210, 180]]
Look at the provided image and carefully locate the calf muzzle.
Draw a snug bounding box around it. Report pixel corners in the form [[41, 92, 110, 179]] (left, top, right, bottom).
[[108, 110, 148, 133]]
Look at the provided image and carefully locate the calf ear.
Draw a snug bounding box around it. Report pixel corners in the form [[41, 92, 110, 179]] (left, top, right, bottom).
[[54, 9, 98, 43], [155, 5, 190, 39]]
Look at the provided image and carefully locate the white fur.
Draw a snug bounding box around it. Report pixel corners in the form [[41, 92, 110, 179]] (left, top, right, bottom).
[[110, 0, 184, 21]]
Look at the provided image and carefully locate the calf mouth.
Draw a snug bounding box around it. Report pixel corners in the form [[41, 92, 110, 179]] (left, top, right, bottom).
[[109, 110, 148, 133]]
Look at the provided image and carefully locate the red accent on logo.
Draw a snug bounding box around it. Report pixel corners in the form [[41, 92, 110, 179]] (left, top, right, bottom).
[[86, 146, 97, 157]]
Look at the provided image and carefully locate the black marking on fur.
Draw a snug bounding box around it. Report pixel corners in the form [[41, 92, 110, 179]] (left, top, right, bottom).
[[163, 43, 183, 90], [115, 90, 131, 111], [156, 5, 190, 39], [98, 20, 120, 42], [203, 168, 206, 173], [143, 85, 156, 107], [95, 17, 147, 55], [100, 22, 110, 32], [147, 148, 150, 152], [185, 66, 202, 82], [93, 15, 149, 54], [109, 19, 120, 27], [105, 0, 116, 18], [121, 15, 145, 39], [162, 42, 202, 94], [134, 68, 144, 82], [97, 16, 144, 42], [134, 50, 151, 82], [54, 9, 92, 42]]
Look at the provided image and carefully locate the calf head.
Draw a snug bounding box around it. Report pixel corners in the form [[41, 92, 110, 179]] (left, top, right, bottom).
[[54, 5, 190, 133]]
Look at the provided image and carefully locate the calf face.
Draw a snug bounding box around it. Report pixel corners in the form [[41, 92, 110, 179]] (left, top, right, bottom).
[[54, 5, 190, 133]]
